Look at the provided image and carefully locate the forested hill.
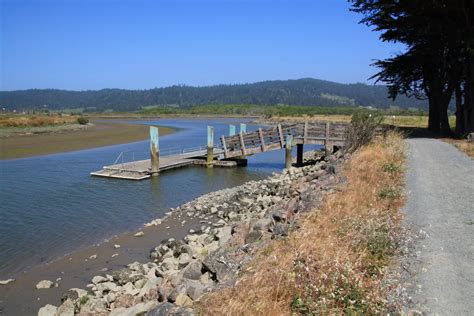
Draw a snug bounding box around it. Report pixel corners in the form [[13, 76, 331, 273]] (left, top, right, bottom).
[[0, 78, 427, 112]]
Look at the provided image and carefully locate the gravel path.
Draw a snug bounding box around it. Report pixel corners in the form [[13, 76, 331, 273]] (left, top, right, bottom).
[[404, 138, 474, 315]]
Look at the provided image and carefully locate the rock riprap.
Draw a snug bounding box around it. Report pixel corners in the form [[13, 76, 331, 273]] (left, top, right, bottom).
[[39, 150, 348, 315]]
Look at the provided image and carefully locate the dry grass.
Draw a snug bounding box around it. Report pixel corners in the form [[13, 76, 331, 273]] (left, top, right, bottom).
[[199, 131, 406, 315], [262, 114, 456, 129], [441, 138, 474, 159], [0, 115, 77, 128]]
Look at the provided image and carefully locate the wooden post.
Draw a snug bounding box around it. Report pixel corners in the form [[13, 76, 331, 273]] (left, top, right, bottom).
[[325, 122, 333, 155], [277, 124, 284, 148], [150, 126, 159, 175], [296, 143, 304, 167], [229, 125, 236, 136], [239, 131, 247, 156], [303, 121, 308, 143], [207, 126, 214, 167], [240, 123, 247, 133], [221, 135, 228, 158], [258, 128, 266, 152], [285, 135, 293, 169]]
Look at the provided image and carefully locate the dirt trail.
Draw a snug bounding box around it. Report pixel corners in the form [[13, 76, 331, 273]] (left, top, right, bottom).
[[404, 138, 474, 314]]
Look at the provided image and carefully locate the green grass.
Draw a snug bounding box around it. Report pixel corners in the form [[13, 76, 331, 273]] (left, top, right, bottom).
[[139, 104, 426, 117]]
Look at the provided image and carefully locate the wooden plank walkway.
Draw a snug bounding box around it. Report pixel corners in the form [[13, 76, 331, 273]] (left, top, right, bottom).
[[91, 149, 225, 180], [220, 121, 348, 159]]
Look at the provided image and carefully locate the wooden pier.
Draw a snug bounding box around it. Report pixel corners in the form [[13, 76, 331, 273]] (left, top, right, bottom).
[[91, 121, 349, 180]]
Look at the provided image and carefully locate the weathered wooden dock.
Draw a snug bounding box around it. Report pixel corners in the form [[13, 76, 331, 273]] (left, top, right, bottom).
[[91, 121, 349, 180], [91, 148, 228, 180]]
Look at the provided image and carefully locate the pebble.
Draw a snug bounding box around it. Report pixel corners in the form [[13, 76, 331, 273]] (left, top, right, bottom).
[[134, 231, 145, 237]]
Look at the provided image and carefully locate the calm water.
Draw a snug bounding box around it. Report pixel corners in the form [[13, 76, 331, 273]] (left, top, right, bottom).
[[0, 118, 315, 278]]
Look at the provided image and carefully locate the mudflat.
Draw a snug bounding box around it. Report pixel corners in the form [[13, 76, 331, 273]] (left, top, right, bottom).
[[0, 120, 174, 160]]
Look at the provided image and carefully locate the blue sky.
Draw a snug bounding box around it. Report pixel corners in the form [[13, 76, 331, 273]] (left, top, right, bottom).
[[1, 0, 405, 91]]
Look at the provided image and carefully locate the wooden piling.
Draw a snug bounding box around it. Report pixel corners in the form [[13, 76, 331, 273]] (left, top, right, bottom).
[[207, 126, 214, 167], [296, 143, 304, 167], [150, 126, 159, 175], [325, 122, 333, 155], [285, 135, 293, 169]]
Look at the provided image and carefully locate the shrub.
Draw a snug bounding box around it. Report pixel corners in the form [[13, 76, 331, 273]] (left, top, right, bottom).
[[345, 110, 383, 153], [77, 117, 89, 125], [382, 162, 401, 174]]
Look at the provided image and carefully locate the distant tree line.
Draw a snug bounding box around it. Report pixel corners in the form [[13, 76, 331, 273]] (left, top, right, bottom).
[[0, 78, 427, 112], [351, 0, 474, 135]]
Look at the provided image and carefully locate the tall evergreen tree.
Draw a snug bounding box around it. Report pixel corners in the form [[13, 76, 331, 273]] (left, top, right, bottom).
[[350, 0, 474, 134]]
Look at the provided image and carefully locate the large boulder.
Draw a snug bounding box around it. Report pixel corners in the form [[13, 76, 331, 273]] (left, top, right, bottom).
[[181, 260, 203, 280]]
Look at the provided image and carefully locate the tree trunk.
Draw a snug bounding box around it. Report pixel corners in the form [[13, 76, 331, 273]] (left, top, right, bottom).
[[455, 85, 465, 135], [428, 86, 441, 132], [466, 58, 474, 133]]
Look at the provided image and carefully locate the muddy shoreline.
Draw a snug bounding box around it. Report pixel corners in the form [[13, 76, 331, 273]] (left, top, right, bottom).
[[0, 120, 174, 160]]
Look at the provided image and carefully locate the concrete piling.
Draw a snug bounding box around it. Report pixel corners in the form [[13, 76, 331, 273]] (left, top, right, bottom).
[[240, 123, 247, 134]]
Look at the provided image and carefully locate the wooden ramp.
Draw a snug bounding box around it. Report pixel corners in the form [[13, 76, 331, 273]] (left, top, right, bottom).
[[91, 149, 225, 180], [220, 121, 348, 159]]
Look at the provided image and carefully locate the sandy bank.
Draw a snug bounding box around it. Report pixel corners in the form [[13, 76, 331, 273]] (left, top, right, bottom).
[[0, 120, 174, 160]]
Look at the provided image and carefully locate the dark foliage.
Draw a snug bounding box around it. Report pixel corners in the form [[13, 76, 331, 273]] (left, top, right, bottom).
[[0, 78, 427, 112], [345, 110, 384, 152]]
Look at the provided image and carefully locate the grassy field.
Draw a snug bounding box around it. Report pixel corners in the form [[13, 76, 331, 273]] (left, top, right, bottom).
[[0, 115, 79, 127], [199, 131, 406, 314], [140, 104, 425, 117]]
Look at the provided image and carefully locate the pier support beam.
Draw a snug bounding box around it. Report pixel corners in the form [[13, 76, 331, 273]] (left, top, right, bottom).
[[285, 135, 293, 169], [296, 143, 304, 167], [150, 126, 160, 176], [229, 125, 236, 136], [207, 126, 214, 167]]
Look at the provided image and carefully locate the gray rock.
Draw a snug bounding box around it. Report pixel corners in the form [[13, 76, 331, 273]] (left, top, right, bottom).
[[245, 230, 262, 243], [203, 253, 237, 284], [168, 283, 187, 302], [185, 279, 207, 300], [110, 300, 159, 316], [61, 288, 88, 303], [80, 297, 108, 314], [36, 280, 55, 289], [252, 217, 272, 232], [145, 302, 175, 316], [113, 269, 144, 285], [182, 260, 203, 280], [38, 304, 58, 316], [174, 293, 193, 307], [92, 275, 108, 284], [271, 223, 289, 237], [216, 226, 232, 246], [56, 299, 74, 316]]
